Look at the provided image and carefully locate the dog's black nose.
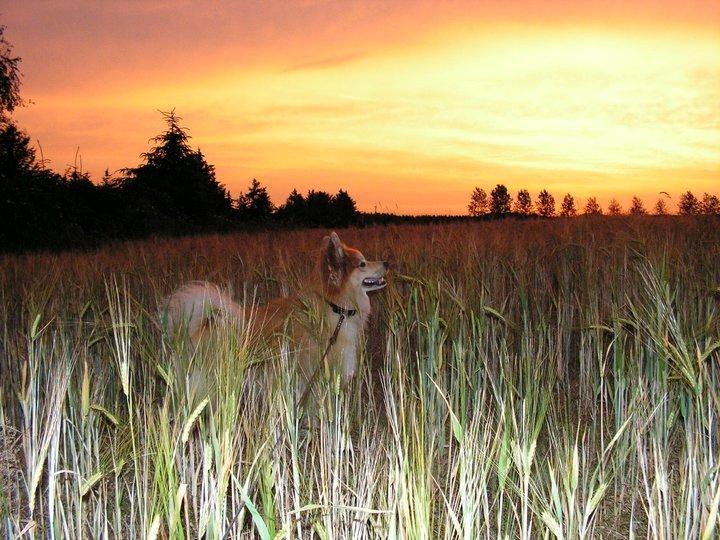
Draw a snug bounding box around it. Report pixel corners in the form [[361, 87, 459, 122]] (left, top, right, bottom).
[[383, 261, 390, 269]]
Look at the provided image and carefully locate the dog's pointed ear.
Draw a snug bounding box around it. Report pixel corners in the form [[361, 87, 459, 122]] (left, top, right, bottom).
[[322, 232, 344, 287], [323, 232, 344, 264]]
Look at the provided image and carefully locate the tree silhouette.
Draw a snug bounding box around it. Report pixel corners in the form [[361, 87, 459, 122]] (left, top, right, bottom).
[[5, 17, 716, 251], [559, 194, 577, 217], [0, 121, 40, 181], [0, 29, 69, 251], [330, 189, 358, 227], [468, 187, 489, 216], [653, 199, 669, 215], [305, 190, 334, 226], [490, 184, 512, 216], [276, 189, 306, 223], [0, 25, 23, 119], [122, 110, 233, 230], [629, 196, 646, 215], [584, 197, 602, 215], [701, 193, 720, 215], [0, 123, 55, 249], [275, 188, 358, 227], [237, 178, 274, 222], [678, 191, 700, 215], [0, 26, 33, 182], [514, 189, 532, 215], [536, 190, 555, 217], [607, 198, 622, 216], [0, 24, 371, 250], [101, 168, 121, 187]]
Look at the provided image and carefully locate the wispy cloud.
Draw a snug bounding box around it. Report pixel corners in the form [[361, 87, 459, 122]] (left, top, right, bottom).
[[285, 53, 366, 72], [6, 1, 720, 213]]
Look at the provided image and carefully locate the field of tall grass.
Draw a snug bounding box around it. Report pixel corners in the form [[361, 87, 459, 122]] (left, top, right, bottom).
[[1, 217, 719, 539]]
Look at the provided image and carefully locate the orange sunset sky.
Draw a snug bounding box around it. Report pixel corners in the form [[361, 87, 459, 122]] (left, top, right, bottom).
[[5, 0, 720, 214]]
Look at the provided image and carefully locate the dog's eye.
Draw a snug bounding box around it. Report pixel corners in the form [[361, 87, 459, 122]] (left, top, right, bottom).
[[359, 261, 366, 268]]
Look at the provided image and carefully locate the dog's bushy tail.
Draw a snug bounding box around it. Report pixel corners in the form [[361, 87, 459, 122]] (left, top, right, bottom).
[[159, 281, 243, 342]]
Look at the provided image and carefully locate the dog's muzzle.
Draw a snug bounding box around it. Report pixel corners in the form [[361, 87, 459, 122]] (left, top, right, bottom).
[[362, 277, 387, 287]]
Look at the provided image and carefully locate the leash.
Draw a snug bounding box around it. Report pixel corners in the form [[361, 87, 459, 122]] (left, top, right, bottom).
[[222, 302, 353, 539], [296, 303, 351, 409]]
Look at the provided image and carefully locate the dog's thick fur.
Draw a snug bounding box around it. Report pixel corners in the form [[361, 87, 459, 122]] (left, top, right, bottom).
[[161, 232, 388, 396]]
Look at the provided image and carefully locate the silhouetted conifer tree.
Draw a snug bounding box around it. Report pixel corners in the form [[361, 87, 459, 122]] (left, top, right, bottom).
[[0, 121, 39, 181], [236, 178, 274, 222], [276, 189, 306, 223], [0, 28, 74, 251], [122, 110, 232, 231], [305, 190, 334, 226], [330, 189, 358, 227]]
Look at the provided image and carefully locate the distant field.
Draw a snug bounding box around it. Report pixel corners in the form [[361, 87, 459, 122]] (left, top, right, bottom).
[[1, 218, 719, 538]]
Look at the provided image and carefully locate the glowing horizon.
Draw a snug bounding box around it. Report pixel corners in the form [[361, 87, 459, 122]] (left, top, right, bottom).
[[6, 1, 720, 214]]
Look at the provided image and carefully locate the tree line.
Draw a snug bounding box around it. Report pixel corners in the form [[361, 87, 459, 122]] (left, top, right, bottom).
[[468, 185, 720, 217], [1, 107, 361, 251], [2, 26, 717, 253], [1, 26, 366, 251]]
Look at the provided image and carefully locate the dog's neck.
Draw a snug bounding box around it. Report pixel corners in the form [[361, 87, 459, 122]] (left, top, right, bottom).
[[326, 300, 357, 318], [323, 290, 371, 323]]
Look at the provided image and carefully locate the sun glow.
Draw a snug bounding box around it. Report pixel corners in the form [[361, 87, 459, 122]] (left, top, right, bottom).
[[11, 7, 720, 214]]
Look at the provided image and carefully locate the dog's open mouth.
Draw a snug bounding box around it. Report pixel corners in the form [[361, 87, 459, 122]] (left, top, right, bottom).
[[362, 277, 387, 288]]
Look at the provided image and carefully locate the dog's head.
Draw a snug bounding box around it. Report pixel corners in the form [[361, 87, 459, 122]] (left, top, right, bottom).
[[321, 232, 389, 298]]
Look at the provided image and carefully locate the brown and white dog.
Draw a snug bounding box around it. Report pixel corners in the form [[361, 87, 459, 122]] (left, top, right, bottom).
[[161, 232, 389, 397]]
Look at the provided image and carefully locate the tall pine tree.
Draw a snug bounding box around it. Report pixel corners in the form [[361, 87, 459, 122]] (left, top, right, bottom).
[[122, 110, 233, 230]]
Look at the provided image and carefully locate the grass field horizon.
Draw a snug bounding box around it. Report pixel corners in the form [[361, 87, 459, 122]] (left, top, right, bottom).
[[1, 216, 719, 538]]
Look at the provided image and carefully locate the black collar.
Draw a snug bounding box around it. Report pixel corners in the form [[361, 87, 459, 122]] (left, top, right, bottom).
[[326, 300, 357, 317]]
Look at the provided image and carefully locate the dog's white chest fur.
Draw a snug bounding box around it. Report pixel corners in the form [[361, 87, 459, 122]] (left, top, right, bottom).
[[326, 299, 370, 384], [331, 312, 365, 382]]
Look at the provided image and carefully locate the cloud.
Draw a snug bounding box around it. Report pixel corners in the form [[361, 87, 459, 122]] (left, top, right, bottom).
[[5, 1, 720, 214], [285, 52, 366, 72]]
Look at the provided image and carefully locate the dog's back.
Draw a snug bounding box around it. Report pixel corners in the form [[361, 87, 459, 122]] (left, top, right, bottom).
[[160, 281, 243, 343], [161, 280, 300, 345]]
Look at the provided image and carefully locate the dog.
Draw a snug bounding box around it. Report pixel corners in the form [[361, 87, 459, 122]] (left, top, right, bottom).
[[161, 232, 389, 401]]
